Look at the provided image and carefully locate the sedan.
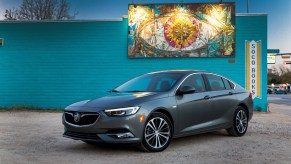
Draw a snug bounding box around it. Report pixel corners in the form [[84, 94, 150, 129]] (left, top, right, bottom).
[[63, 70, 253, 152], [275, 90, 287, 94]]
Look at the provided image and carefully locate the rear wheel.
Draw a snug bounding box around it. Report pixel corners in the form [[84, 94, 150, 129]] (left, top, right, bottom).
[[140, 112, 173, 152], [227, 106, 248, 137]]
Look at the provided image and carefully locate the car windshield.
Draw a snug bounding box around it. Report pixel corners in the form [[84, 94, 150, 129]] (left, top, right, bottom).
[[114, 73, 185, 92]]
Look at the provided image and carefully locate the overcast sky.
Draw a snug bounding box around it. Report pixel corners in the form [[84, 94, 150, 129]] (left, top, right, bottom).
[[0, 0, 290, 53]]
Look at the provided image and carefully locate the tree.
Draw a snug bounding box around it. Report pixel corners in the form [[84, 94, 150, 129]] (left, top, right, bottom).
[[4, 8, 19, 20], [268, 71, 279, 84], [280, 69, 291, 84], [4, 0, 76, 20], [268, 66, 291, 84]]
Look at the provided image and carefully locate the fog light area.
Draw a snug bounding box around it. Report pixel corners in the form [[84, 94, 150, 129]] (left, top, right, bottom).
[[115, 132, 134, 138]]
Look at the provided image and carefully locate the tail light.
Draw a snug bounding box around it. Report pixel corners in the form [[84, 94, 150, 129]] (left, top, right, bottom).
[[249, 92, 252, 98]]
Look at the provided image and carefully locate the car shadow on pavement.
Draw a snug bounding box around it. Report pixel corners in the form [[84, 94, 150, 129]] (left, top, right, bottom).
[[62, 130, 229, 153], [62, 141, 140, 153], [170, 130, 229, 147]]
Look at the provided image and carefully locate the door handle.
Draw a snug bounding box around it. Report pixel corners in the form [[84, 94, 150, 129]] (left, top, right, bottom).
[[204, 95, 211, 100], [229, 92, 233, 95]]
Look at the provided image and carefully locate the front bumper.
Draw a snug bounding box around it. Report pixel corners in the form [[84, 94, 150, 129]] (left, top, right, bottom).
[[62, 110, 145, 143], [63, 129, 141, 143]]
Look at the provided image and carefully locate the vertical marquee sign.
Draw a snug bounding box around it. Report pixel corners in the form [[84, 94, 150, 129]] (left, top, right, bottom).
[[246, 40, 261, 98]]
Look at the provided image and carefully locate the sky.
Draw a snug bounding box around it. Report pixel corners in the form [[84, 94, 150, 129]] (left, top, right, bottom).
[[0, 0, 290, 53]]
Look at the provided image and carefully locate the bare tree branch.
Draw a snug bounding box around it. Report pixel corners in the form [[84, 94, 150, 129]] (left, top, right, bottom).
[[4, 0, 76, 20], [268, 66, 291, 84], [4, 8, 19, 20]]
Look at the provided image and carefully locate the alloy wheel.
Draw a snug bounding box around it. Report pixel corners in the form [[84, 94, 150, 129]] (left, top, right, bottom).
[[144, 117, 170, 149], [236, 110, 248, 133]]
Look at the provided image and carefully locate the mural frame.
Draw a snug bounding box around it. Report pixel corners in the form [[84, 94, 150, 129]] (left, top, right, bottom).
[[128, 2, 236, 58]]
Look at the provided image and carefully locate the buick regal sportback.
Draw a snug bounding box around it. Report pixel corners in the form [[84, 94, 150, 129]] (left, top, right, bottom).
[[63, 70, 253, 152]]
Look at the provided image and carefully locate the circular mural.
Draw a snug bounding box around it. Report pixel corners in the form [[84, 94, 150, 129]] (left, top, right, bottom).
[[164, 16, 199, 49]]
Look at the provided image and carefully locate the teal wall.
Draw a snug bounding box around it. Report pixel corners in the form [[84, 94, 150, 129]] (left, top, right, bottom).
[[0, 15, 268, 111]]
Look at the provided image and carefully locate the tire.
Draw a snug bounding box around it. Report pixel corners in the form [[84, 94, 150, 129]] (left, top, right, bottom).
[[140, 112, 173, 152], [226, 106, 248, 137], [82, 141, 97, 145]]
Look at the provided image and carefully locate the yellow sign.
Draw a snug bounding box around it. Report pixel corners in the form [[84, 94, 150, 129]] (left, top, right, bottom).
[[246, 40, 261, 98], [281, 55, 290, 59], [267, 54, 276, 64]]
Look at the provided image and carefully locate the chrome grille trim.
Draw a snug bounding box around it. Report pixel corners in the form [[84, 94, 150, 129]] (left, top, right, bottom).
[[64, 111, 100, 127]]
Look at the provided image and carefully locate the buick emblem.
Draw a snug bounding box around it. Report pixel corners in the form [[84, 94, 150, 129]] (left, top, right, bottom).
[[73, 112, 81, 122]]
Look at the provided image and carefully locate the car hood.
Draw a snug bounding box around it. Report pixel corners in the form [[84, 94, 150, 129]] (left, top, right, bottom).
[[65, 92, 168, 112]]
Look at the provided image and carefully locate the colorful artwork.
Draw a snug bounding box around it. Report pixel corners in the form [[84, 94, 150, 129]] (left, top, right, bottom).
[[128, 3, 235, 58]]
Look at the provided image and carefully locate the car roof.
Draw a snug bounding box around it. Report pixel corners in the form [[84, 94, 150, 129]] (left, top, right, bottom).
[[147, 70, 207, 75]]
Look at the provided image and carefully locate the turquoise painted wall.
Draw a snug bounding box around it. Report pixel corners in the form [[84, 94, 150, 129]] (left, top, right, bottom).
[[0, 15, 268, 111]]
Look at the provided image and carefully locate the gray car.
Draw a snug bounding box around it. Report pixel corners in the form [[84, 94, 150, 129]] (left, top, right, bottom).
[[63, 70, 253, 152]]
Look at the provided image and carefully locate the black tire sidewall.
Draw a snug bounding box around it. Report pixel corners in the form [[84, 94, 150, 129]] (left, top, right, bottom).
[[142, 112, 173, 152]]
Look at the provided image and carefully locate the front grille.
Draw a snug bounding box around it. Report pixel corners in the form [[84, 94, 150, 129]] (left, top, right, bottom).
[[64, 111, 99, 126], [64, 131, 101, 140]]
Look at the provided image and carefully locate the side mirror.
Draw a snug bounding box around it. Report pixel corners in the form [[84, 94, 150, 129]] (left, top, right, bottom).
[[178, 86, 196, 95]]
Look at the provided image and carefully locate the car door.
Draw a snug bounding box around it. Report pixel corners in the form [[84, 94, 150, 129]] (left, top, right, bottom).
[[204, 73, 238, 125], [176, 74, 213, 134]]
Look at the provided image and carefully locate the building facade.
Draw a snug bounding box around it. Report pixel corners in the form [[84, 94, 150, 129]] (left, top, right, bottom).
[[268, 49, 291, 71], [0, 14, 268, 111]]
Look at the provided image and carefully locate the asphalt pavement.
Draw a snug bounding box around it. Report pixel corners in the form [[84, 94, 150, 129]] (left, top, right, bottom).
[[268, 94, 291, 106], [268, 94, 291, 116]]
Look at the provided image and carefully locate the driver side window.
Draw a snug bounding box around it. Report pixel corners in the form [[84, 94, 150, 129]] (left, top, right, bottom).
[[180, 74, 206, 93]]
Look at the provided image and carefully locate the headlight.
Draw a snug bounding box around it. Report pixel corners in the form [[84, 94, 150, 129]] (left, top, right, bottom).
[[104, 106, 140, 116]]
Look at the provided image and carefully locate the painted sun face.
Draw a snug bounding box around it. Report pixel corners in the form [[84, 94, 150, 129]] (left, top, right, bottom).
[[164, 16, 199, 49]]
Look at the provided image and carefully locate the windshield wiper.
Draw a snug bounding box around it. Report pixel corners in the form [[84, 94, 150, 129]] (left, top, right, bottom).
[[124, 90, 145, 92], [108, 89, 119, 92]]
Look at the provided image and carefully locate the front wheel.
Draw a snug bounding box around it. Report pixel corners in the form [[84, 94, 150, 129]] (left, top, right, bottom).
[[226, 106, 248, 137], [82, 141, 97, 145], [140, 112, 173, 152]]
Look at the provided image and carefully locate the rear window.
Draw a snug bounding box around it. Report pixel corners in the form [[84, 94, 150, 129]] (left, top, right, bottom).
[[222, 78, 232, 90], [229, 81, 235, 89]]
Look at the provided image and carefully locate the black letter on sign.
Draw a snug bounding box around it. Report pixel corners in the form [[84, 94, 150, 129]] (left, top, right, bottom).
[[252, 68, 256, 73]]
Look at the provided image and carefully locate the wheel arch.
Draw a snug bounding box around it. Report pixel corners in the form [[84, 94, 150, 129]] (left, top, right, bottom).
[[150, 108, 175, 132], [238, 103, 249, 120]]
